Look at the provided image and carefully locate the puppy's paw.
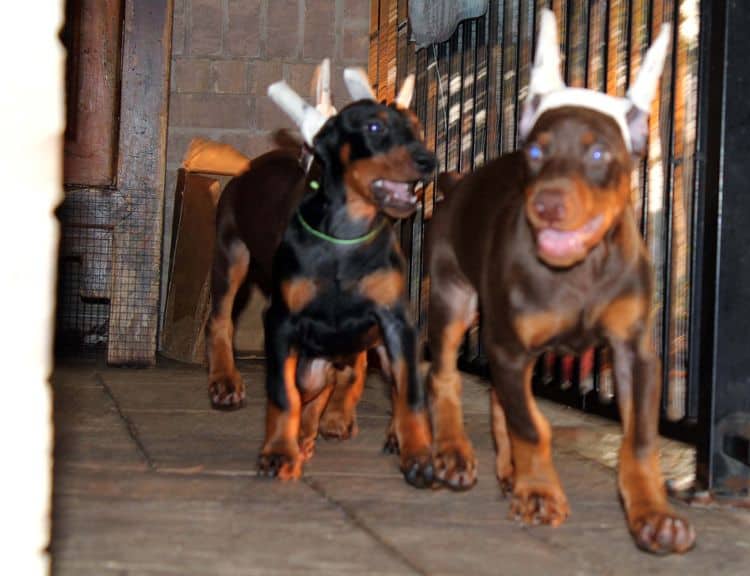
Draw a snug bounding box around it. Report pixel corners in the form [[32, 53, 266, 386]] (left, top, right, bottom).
[[257, 452, 302, 481], [382, 433, 399, 455], [319, 410, 358, 440], [434, 441, 477, 491], [400, 449, 435, 489], [629, 509, 696, 554], [510, 483, 570, 527], [208, 371, 245, 410]]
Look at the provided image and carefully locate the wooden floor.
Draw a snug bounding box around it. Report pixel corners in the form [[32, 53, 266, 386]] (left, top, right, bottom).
[[51, 360, 750, 575]]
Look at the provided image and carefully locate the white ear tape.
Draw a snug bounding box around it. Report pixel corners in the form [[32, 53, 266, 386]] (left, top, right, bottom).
[[343, 67, 377, 101], [267, 81, 327, 147], [528, 9, 565, 98]]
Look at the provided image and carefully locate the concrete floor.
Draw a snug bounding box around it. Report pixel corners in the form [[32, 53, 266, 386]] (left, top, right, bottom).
[[51, 360, 750, 575]]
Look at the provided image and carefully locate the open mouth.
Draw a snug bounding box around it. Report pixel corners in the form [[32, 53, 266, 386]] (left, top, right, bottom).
[[371, 179, 419, 213], [536, 215, 604, 263]]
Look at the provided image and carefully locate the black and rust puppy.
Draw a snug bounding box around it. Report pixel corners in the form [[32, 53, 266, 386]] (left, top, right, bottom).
[[208, 72, 436, 485], [426, 11, 695, 553]]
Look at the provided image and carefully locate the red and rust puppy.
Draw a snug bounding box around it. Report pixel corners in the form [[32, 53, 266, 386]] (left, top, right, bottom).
[[207, 74, 436, 486], [427, 11, 694, 553]]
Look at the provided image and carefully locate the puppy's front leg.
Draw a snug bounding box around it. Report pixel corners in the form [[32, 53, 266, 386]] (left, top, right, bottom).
[[487, 348, 569, 526], [376, 307, 434, 488], [257, 306, 303, 480], [606, 311, 695, 554]]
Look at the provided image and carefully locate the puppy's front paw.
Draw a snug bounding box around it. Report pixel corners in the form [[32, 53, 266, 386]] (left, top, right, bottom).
[[208, 370, 245, 410], [319, 409, 358, 440], [510, 482, 570, 527], [629, 509, 696, 554], [257, 452, 302, 481], [400, 449, 435, 489], [434, 441, 477, 491]]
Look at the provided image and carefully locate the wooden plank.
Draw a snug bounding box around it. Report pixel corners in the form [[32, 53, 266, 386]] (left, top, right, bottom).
[[63, 0, 122, 186], [108, 0, 173, 365]]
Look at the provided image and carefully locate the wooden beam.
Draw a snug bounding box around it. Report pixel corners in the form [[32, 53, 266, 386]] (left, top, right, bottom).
[[108, 0, 173, 365]]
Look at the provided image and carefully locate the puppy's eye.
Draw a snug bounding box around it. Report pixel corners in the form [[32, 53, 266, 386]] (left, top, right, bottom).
[[366, 120, 385, 134], [527, 143, 543, 161], [589, 144, 610, 163]]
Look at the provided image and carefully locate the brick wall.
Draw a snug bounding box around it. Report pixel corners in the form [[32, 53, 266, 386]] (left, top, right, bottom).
[[161, 0, 370, 333]]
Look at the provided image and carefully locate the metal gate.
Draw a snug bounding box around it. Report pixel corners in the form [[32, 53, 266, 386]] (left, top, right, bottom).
[[370, 0, 750, 494]]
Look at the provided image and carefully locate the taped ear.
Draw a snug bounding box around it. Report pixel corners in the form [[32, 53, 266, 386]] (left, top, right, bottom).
[[627, 24, 672, 113], [394, 74, 415, 110], [267, 81, 327, 147], [313, 58, 336, 117], [343, 67, 376, 101], [520, 9, 565, 141]]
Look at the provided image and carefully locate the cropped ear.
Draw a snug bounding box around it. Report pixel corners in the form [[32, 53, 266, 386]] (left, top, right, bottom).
[[520, 9, 565, 141], [625, 23, 671, 155], [394, 74, 415, 110], [313, 58, 336, 117], [343, 67, 376, 101]]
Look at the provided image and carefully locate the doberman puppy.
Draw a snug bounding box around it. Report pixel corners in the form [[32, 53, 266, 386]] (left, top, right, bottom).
[[426, 11, 695, 553], [207, 70, 437, 485], [205, 60, 355, 440]]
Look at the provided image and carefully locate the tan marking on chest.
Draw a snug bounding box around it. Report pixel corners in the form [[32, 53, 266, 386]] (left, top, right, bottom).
[[281, 278, 317, 313], [359, 269, 405, 307], [600, 294, 647, 341], [513, 310, 577, 350]]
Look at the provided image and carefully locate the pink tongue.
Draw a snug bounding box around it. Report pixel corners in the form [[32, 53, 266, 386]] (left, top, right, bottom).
[[537, 228, 584, 258], [382, 180, 412, 201]]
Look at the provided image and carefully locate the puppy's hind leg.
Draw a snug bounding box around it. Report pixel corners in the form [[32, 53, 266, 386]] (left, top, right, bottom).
[[207, 239, 250, 409]]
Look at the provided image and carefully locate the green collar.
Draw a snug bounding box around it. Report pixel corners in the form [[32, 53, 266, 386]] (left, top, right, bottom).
[[296, 210, 387, 246]]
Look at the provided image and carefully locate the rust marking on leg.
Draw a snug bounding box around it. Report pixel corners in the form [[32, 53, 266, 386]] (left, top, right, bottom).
[[319, 352, 367, 440], [508, 364, 569, 526], [207, 242, 250, 408], [299, 368, 335, 462], [491, 388, 513, 492], [391, 359, 433, 487], [260, 353, 303, 480], [428, 319, 477, 490]]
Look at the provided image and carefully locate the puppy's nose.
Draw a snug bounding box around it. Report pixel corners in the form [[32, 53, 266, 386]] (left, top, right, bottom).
[[411, 146, 436, 174], [533, 187, 567, 224]]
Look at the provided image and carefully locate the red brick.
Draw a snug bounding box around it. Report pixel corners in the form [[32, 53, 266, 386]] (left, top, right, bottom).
[[216, 131, 274, 159], [303, 0, 336, 61], [172, 0, 187, 56], [171, 59, 211, 93], [286, 62, 318, 98], [170, 93, 251, 129], [341, 25, 369, 63], [166, 129, 199, 167], [226, 0, 262, 57], [211, 60, 248, 94], [267, 0, 300, 59], [254, 95, 296, 132], [189, 0, 222, 56], [248, 60, 284, 96]]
